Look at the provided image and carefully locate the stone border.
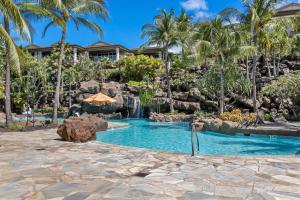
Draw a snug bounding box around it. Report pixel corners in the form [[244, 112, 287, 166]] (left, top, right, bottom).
[[193, 118, 300, 137]]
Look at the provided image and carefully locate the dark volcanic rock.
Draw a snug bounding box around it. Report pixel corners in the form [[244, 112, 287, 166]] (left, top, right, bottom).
[[101, 82, 123, 97], [57, 116, 108, 143], [173, 100, 200, 113], [79, 80, 100, 94], [271, 113, 288, 125], [188, 88, 204, 102], [172, 92, 189, 101], [149, 112, 194, 122]]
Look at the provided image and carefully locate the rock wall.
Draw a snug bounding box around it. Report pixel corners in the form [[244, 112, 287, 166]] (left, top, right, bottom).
[[57, 55, 300, 118], [149, 112, 195, 122]]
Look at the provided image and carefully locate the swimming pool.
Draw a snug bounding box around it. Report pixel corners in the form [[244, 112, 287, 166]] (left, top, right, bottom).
[[97, 119, 300, 156], [15, 116, 64, 122]]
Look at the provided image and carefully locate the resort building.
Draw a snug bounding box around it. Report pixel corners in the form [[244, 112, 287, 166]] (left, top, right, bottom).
[[131, 47, 163, 59], [274, 3, 300, 18], [27, 41, 164, 62]]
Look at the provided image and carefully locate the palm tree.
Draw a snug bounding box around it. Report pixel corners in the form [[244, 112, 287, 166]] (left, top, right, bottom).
[[266, 18, 292, 76], [197, 13, 245, 114], [62, 67, 79, 108], [0, 0, 30, 128], [176, 9, 192, 58], [243, 0, 278, 112], [142, 9, 177, 113], [239, 46, 257, 79], [41, 0, 108, 124]]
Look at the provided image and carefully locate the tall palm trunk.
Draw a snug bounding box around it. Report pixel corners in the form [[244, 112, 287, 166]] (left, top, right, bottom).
[[4, 16, 13, 128], [220, 64, 225, 114], [277, 54, 281, 76], [165, 49, 174, 113], [273, 52, 276, 76], [69, 83, 72, 108], [246, 56, 250, 80], [52, 30, 66, 125], [252, 33, 258, 113]]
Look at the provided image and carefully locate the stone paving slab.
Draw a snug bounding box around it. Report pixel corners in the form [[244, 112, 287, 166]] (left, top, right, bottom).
[[0, 129, 300, 200]]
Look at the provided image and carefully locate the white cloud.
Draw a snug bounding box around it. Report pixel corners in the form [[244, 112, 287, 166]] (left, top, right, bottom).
[[181, 0, 208, 11], [169, 45, 182, 54], [181, 0, 211, 20], [194, 11, 211, 19]]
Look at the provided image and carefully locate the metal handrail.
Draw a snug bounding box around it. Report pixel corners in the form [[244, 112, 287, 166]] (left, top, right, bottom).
[[191, 124, 200, 156]]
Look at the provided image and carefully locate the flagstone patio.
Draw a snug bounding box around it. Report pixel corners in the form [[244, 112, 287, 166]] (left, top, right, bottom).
[[0, 129, 300, 200]]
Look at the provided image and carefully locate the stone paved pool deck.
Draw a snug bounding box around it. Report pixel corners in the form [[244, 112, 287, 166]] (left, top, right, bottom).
[[0, 129, 300, 200]]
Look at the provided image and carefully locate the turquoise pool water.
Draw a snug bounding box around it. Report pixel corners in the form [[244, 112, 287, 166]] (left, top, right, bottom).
[[15, 116, 64, 122], [97, 119, 300, 156]]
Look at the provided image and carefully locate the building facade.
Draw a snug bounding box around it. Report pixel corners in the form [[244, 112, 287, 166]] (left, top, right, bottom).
[[27, 41, 163, 62]]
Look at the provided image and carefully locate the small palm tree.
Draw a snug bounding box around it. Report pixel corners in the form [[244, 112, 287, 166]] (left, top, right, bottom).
[[243, 0, 278, 112], [197, 15, 243, 114], [142, 9, 177, 113], [41, 0, 108, 124], [0, 0, 30, 128], [63, 68, 79, 108]]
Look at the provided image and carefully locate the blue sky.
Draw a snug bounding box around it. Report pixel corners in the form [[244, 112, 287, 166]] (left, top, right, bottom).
[[30, 0, 298, 49]]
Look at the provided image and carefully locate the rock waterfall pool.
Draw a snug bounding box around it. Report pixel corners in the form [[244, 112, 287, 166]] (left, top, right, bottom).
[[96, 119, 300, 156]]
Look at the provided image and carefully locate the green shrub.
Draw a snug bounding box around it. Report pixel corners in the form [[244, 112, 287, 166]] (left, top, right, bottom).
[[128, 81, 146, 87], [264, 113, 272, 121], [34, 107, 64, 114], [261, 71, 300, 102], [116, 55, 163, 82], [139, 88, 153, 106]]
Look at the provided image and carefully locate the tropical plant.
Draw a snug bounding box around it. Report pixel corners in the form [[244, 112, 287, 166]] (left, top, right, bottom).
[[264, 18, 292, 76], [291, 34, 300, 63], [0, 0, 31, 127], [220, 109, 256, 123], [139, 88, 154, 107], [41, 0, 108, 124], [243, 0, 278, 112], [142, 9, 178, 112], [11, 52, 52, 125], [261, 71, 300, 104], [62, 67, 79, 108], [196, 16, 244, 113], [116, 55, 163, 82], [176, 9, 193, 57]]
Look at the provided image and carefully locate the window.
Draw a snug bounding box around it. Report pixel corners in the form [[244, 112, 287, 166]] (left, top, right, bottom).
[[89, 51, 117, 61]]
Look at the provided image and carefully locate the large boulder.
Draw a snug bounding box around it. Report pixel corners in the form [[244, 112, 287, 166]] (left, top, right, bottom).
[[57, 116, 108, 143], [271, 113, 288, 125], [202, 100, 219, 111], [188, 88, 204, 102], [149, 112, 194, 122], [173, 100, 200, 113], [193, 118, 239, 133], [127, 85, 141, 95], [79, 80, 100, 94], [230, 92, 261, 110], [172, 92, 189, 101], [101, 82, 123, 97]]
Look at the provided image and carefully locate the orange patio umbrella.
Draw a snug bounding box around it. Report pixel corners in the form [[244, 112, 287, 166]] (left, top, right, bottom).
[[83, 93, 116, 105]]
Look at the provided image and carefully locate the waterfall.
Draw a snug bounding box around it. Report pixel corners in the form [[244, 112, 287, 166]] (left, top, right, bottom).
[[132, 97, 143, 118], [126, 96, 129, 118]]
